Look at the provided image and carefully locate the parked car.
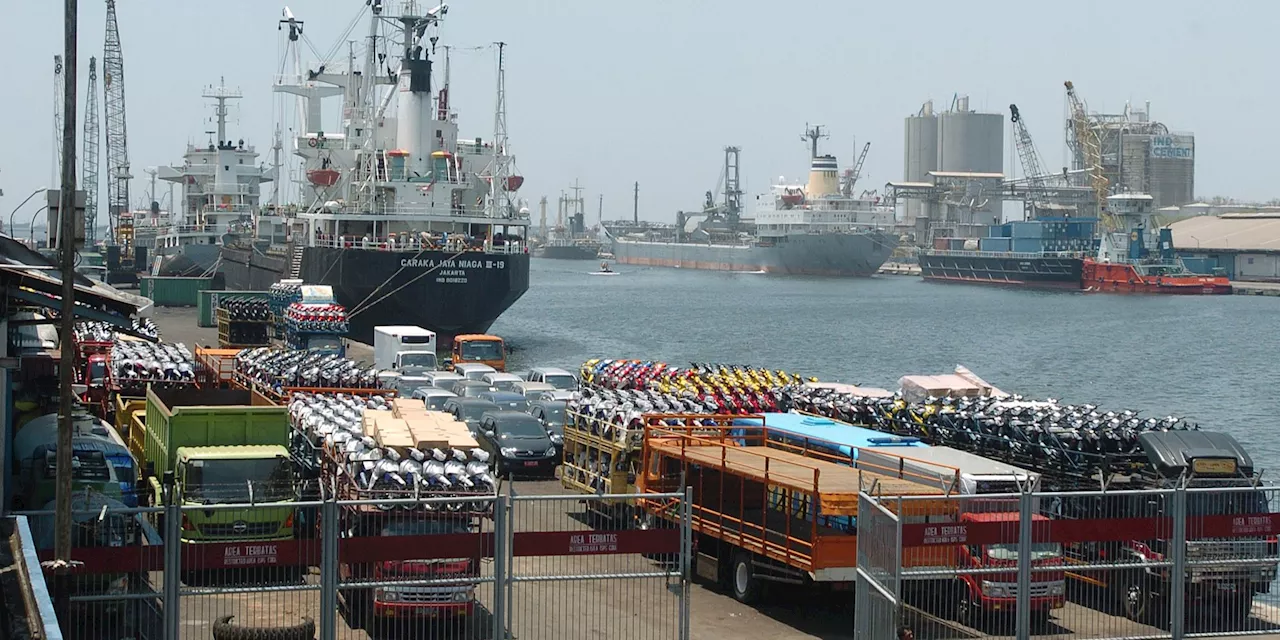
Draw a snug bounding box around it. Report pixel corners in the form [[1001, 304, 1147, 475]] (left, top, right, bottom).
[[454, 363, 497, 382], [526, 367, 578, 391], [511, 381, 555, 400], [423, 371, 465, 390], [447, 380, 497, 398], [537, 390, 575, 403], [481, 372, 525, 392], [476, 411, 558, 477], [477, 391, 529, 413], [528, 399, 567, 446], [442, 398, 502, 433], [411, 387, 458, 411]]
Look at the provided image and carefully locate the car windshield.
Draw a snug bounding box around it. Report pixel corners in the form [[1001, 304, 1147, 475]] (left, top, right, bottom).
[[396, 379, 429, 395], [460, 341, 502, 361], [185, 458, 294, 504], [499, 417, 547, 439], [400, 352, 437, 369], [544, 374, 577, 390], [460, 404, 497, 422], [461, 384, 494, 398], [381, 519, 469, 536], [986, 542, 1061, 562], [424, 395, 451, 410], [488, 396, 528, 412], [540, 404, 567, 424]]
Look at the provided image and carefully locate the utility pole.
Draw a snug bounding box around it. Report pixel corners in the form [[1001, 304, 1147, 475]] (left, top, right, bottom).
[[597, 193, 602, 224], [54, 0, 80, 626], [633, 181, 639, 224]]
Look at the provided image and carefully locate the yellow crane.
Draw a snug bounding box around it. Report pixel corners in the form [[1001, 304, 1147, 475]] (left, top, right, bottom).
[[1063, 81, 1120, 232]]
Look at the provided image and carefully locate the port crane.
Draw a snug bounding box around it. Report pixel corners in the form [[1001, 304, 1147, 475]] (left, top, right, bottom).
[[1063, 81, 1117, 232], [104, 0, 132, 244], [841, 142, 871, 196], [52, 56, 65, 186], [83, 57, 100, 245]]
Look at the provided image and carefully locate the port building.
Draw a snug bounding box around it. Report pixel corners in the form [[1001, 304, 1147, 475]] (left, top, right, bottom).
[[1168, 214, 1280, 280], [902, 97, 1004, 226]]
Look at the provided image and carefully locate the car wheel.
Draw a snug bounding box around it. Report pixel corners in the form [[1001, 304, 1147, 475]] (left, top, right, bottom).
[[731, 551, 760, 604]]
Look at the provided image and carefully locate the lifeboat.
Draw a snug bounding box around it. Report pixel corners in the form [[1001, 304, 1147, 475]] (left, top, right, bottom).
[[307, 169, 340, 187], [506, 175, 524, 191], [780, 188, 805, 207], [1082, 259, 1233, 295]]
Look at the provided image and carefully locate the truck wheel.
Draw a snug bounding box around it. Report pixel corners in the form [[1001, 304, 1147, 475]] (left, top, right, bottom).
[[1030, 609, 1052, 632], [1114, 572, 1151, 623], [210, 614, 316, 640], [954, 582, 977, 628], [730, 551, 760, 604]]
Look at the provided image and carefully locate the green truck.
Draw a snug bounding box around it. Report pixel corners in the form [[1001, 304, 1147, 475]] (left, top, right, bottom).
[[136, 387, 296, 543]]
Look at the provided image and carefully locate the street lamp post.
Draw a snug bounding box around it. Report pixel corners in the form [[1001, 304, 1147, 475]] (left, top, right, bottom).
[[7, 187, 46, 236], [28, 205, 50, 244]]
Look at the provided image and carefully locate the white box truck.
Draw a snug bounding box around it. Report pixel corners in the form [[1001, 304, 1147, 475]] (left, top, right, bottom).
[[374, 326, 439, 375]]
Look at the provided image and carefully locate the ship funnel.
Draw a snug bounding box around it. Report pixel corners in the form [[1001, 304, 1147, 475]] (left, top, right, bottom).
[[806, 155, 840, 199]]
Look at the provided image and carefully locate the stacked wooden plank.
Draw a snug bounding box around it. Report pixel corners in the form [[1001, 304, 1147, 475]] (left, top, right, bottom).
[[360, 400, 480, 454]]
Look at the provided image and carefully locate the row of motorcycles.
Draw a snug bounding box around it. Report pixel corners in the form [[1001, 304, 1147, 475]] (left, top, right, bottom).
[[284, 302, 349, 334], [235, 348, 383, 391], [74, 318, 159, 343], [288, 393, 495, 511], [112, 338, 196, 387], [220, 297, 272, 323]]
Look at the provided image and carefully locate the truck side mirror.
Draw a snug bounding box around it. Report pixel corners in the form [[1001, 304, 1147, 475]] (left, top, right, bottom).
[[162, 470, 175, 488], [484, 430, 495, 439]]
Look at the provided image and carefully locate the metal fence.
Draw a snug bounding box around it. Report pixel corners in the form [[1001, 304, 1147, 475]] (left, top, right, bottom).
[[17, 487, 691, 640], [856, 484, 1280, 640]]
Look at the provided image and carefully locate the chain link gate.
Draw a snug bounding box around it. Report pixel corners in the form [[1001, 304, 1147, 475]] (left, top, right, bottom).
[[855, 491, 903, 639]]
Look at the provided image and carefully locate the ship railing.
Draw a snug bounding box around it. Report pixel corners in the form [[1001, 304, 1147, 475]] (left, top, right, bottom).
[[308, 235, 530, 256], [201, 204, 256, 215], [927, 249, 1090, 258], [186, 183, 259, 196], [304, 203, 532, 222]]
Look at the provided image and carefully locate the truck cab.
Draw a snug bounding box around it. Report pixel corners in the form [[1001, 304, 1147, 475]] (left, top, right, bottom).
[[173, 446, 296, 542], [450, 334, 506, 372], [953, 512, 1066, 628], [374, 325, 439, 374], [293, 333, 346, 357]]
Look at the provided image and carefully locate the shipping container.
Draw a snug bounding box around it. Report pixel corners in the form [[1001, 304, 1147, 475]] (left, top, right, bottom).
[[197, 289, 271, 327], [979, 237, 1012, 252], [933, 237, 951, 250], [140, 276, 215, 307], [1011, 238, 1045, 254], [1010, 221, 1044, 239], [948, 238, 968, 250], [987, 224, 1011, 239]]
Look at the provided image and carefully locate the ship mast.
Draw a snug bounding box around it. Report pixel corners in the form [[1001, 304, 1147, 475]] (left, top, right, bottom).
[[489, 42, 510, 220], [801, 123, 828, 159]]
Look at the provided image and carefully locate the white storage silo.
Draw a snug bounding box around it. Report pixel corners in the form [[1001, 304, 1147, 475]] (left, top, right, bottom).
[[903, 101, 939, 223]]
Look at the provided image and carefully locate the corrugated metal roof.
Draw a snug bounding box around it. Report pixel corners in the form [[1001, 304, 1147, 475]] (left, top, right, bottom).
[[1168, 215, 1280, 251]]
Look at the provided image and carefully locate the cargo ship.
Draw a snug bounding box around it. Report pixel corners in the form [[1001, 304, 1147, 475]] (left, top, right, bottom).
[[536, 189, 602, 260], [219, 3, 530, 344], [919, 218, 1095, 289], [921, 194, 1230, 294], [604, 128, 897, 276]]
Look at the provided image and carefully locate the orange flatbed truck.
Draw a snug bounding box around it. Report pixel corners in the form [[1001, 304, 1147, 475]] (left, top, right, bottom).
[[637, 416, 962, 604]]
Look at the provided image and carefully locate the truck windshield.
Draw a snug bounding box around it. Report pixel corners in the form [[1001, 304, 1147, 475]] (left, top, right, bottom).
[[88, 362, 107, 385], [459, 341, 502, 362], [1188, 490, 1268, 517], [186, 458, 294, 504], [308, 335, 342, 351], [986, 543, 1061, 562], [400, 353, 437, 369], [544, 374, 576, 390]]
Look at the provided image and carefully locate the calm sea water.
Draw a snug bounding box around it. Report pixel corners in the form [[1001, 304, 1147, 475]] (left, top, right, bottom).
[[491, 258, 1280, 471]]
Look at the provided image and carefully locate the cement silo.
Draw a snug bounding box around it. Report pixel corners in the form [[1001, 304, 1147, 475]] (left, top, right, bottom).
[[935, 96, 1003, 219], [903, 100, 938, 223]]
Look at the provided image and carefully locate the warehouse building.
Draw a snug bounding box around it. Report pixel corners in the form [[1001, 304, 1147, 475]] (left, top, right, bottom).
[[1168, 214, 1280, 281]]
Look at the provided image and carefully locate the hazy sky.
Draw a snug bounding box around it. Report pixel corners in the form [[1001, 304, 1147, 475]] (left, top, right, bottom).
[[2, 0, 1275, 231]]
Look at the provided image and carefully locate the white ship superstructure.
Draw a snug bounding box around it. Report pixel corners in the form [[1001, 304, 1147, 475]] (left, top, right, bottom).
[[153, 84, 272, 275]]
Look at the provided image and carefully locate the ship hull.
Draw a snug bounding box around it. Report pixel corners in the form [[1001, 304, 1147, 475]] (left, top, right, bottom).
[[919, 252, 1084, 290], [220, 245, 530, 344], [538, 245, 599, 260], [155, 244, 221, 277], [609, 232, 896, 276]]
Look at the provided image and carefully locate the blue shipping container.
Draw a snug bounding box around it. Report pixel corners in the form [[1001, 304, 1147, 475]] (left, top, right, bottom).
[[1010, 221, 1044, 239], [980, 237, 1012, 252], [1012, 238, 1045, 254]]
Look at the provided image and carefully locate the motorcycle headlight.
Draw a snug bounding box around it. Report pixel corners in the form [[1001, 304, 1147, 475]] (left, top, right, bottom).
[[500, 447, 518, 457]]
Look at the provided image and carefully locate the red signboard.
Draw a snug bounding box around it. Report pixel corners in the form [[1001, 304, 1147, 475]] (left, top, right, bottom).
[[340, 533, 492, 563]]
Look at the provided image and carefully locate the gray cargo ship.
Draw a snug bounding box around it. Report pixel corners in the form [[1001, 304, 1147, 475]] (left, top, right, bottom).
[[604, 128, 897, 276]]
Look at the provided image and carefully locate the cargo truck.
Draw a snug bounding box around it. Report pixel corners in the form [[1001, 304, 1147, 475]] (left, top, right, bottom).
[[449, 334, 506, 372], [131, 387, 296, 543], [374, 325, 439, 372]]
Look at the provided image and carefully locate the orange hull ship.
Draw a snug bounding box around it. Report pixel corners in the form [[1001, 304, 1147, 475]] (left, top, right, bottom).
[[1083, 259, 1233, 295]]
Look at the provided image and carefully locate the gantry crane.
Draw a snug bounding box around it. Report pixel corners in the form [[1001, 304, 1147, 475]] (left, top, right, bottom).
[[104, 0, 131, 244], [1009, 104, 1052, 186], [83, 57, 100, 245], [1064, 81, 1117, 231]]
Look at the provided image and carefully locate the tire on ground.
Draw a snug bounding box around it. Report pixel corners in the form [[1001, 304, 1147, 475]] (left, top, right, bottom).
[[211, 614, 317, 640]]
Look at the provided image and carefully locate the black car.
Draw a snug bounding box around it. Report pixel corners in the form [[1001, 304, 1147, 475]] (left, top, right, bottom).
[[528, 399, 567, 447], [450, 380, 498, 398], [477, 391, 529, 413], [442, 398, 501, 433], [477, 410, 558, 477]]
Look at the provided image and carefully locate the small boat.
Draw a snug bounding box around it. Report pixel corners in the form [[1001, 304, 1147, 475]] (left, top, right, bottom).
[[588, 261, 619, 276]]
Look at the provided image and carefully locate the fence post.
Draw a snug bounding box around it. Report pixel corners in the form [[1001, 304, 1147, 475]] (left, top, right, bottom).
[[1015, 488, 1033, 640], [680, 487, 693, 640], [1170, 485, 1187, 640], [162, 484, 182, 640], [319, 494, 338, 640], [492, 494, 509, 640]]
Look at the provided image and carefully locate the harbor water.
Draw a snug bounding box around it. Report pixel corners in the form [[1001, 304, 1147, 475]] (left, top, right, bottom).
[[493, 259, 1280, 471]]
